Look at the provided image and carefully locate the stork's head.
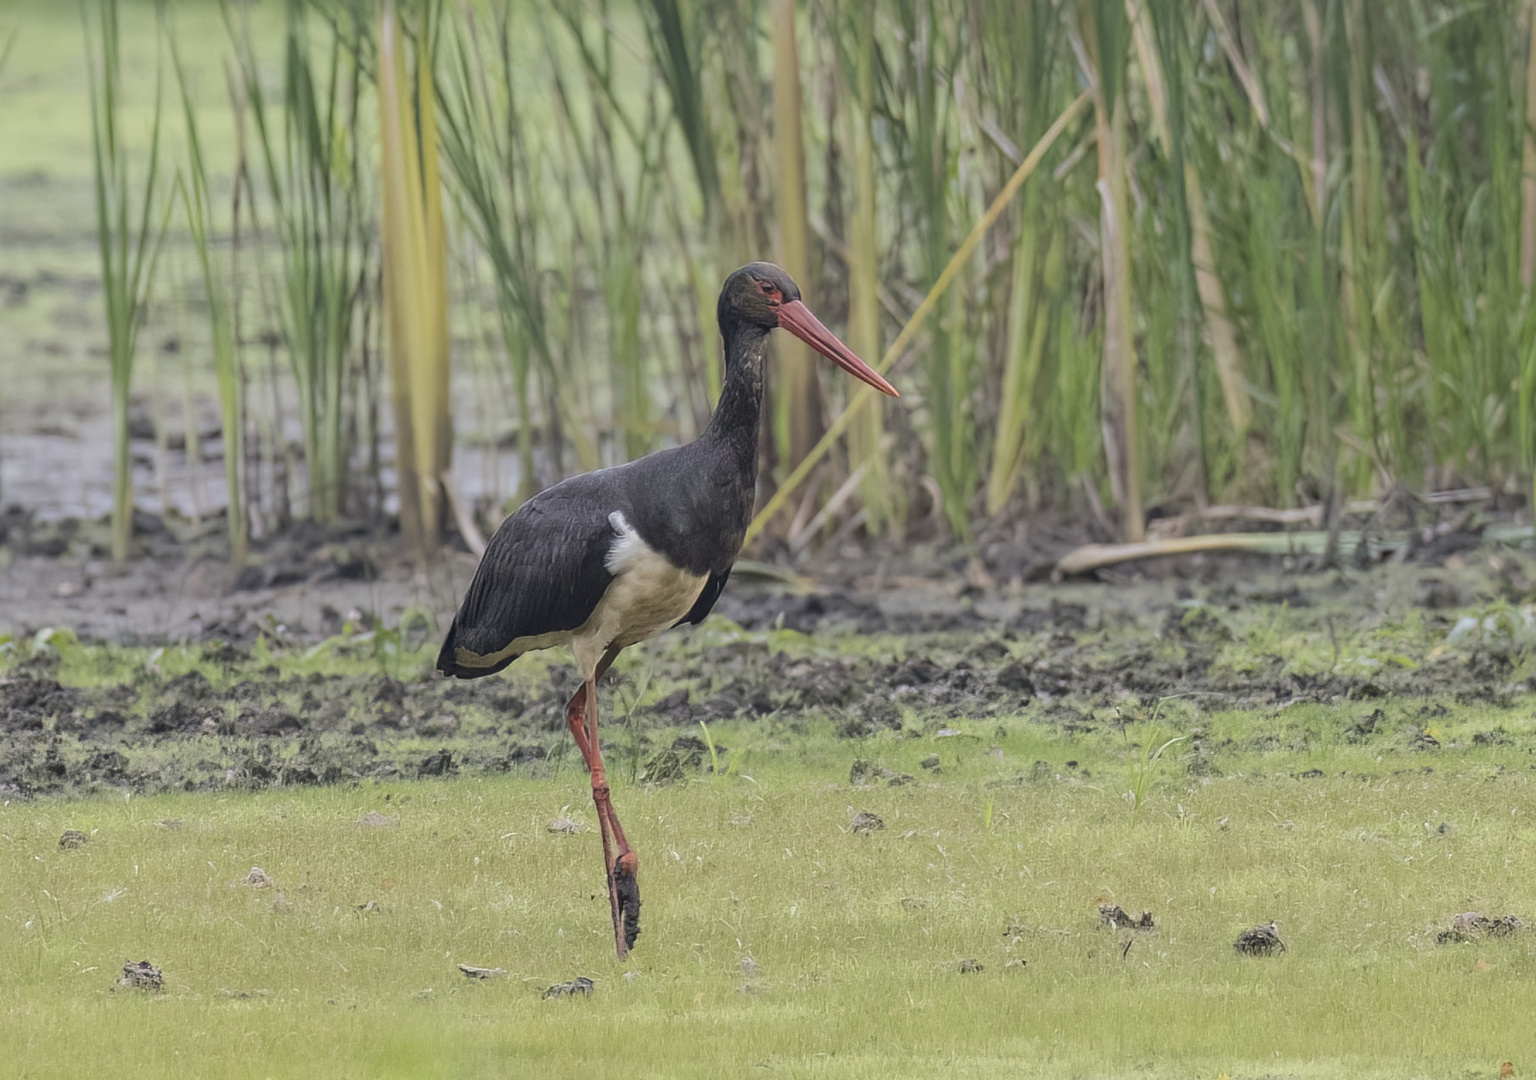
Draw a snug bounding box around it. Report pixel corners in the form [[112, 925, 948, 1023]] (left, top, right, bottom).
[[718, 262, 899, 397]]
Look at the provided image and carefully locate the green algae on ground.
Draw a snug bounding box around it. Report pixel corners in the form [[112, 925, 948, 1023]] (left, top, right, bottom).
[[4, 565, 1536, 799]]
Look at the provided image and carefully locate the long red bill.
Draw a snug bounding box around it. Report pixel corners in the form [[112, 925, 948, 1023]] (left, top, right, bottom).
[[777, 300, 899, 397]]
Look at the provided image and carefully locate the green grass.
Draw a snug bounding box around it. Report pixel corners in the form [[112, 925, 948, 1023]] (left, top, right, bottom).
[[4, 700, 1535, 1078]]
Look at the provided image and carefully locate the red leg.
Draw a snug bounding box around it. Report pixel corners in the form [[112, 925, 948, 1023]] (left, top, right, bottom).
[[565, 663, 640, 960]]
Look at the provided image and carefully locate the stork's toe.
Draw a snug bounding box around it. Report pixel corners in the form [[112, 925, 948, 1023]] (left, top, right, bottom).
[[615, 853, 641, 952]]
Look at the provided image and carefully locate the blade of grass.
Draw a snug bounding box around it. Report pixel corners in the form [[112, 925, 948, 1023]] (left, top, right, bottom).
[[82, 0, 170, 564], [169, 25, 245, 563]]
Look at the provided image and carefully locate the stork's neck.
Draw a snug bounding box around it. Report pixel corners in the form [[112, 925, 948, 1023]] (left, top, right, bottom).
[[701, 320, 770, 479]]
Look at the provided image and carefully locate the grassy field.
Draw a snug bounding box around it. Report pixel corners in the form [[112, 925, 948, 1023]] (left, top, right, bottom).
[[5, 636, 1535, 1077]]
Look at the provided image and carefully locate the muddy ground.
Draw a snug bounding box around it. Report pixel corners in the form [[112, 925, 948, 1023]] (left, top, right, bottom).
[[4, 508, 1534, 800]]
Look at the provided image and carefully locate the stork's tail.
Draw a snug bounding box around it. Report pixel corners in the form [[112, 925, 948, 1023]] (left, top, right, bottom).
[[435, 618, 520, 679]]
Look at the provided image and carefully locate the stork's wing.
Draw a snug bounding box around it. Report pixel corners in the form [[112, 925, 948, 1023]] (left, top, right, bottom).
[[436, 495, 615, 679], [674, 566, 731, 627]]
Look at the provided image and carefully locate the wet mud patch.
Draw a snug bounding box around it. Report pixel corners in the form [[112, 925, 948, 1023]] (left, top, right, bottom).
[[0, 661, 570, 798], [4, 554, 1536, 797]]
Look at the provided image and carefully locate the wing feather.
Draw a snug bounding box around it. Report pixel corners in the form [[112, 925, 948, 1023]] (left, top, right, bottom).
[[437, 494, 616, 679], [674, 566, 731, 627]]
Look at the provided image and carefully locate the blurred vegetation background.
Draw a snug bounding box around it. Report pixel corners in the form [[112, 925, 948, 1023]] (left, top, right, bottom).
[[4, 0, 1536, 563]]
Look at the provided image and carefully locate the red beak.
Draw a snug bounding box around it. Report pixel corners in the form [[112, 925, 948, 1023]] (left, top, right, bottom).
[[777, 300, 899, 397]]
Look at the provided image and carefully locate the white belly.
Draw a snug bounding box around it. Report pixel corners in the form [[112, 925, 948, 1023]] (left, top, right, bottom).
[[570, 511, 707, 676]]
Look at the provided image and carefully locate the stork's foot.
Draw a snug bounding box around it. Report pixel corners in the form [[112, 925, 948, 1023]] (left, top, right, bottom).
[[615, 851, 640, 952]]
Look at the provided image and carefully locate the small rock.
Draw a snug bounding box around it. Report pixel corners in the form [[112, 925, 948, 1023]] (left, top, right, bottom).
[[544, 976, 594, 999], [1409, 730, 1441, 752], [458, 963, 506, 980], [1098, 904, 1155, 930], [919, 754, 941, 771], [1005, 957, 1028, 970], [418, 749, 454, 777], [117, 959, 163, 990], [240, 866, 274, 888], [850, 758, 913, 787], [850, 811, 884, 834], [740, 956, 761, 977], [357, 811, 397, 828], [59, 829, 89, 850], [156, 819, 185, 830], [957, 958, 984, 973], [356, 900, 380, 913], [1233, 921, 1286, 956], [901, 896, 927, 910], [1436, 912, 1528, 944], [547, 817, 581, 835]]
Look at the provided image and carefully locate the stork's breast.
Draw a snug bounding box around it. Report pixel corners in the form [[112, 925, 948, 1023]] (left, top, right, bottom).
[[595, 511, 708, 644]]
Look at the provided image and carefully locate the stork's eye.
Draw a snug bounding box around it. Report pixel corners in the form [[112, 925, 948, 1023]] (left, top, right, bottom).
[[755, 280, 781, 305]]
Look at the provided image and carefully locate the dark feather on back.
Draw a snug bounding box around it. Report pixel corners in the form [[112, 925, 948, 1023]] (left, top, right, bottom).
[[437, 427, 755, 680], [436, 490, 616, 679]]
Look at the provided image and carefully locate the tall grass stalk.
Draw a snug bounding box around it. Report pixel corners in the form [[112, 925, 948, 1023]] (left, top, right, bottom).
[[551, 3, 667, 464], [379, 0, 452, 549], [841, 1, 900, 535], [1080, 0, 1142, 540], [227, 0, 364, 523], [980, 0, 1061, 516], [895, 0, 972, 538], [438, 0, 566, 499], [81, 0, 170, 564], [170, 29, 245, 563], [769, 0, 823, 480]]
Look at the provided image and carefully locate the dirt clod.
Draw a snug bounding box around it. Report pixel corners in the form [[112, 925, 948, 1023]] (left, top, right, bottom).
[[544, 976, 594, 999], [850, 811, 884, 834], [457, 963, 506, 980], [1234, 921, 1286, 955], [117, 959, 163, 990], [239, 866, 274, 888], [418, 749, 454, 776], [58, 829, 88, 849], [642, 735, 720, 782], [849, 759, 914, 787], [1436, 912, 1528, 944], [1098, 904, 1155, 930]]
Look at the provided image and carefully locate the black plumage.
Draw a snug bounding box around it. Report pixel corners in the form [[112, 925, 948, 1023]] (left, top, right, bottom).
[[434, 262, 898, 962], [436, 419, 755, 677]]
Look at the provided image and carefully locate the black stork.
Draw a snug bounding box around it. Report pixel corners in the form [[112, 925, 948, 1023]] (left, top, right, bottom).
[[436, 262, 899, 960]]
